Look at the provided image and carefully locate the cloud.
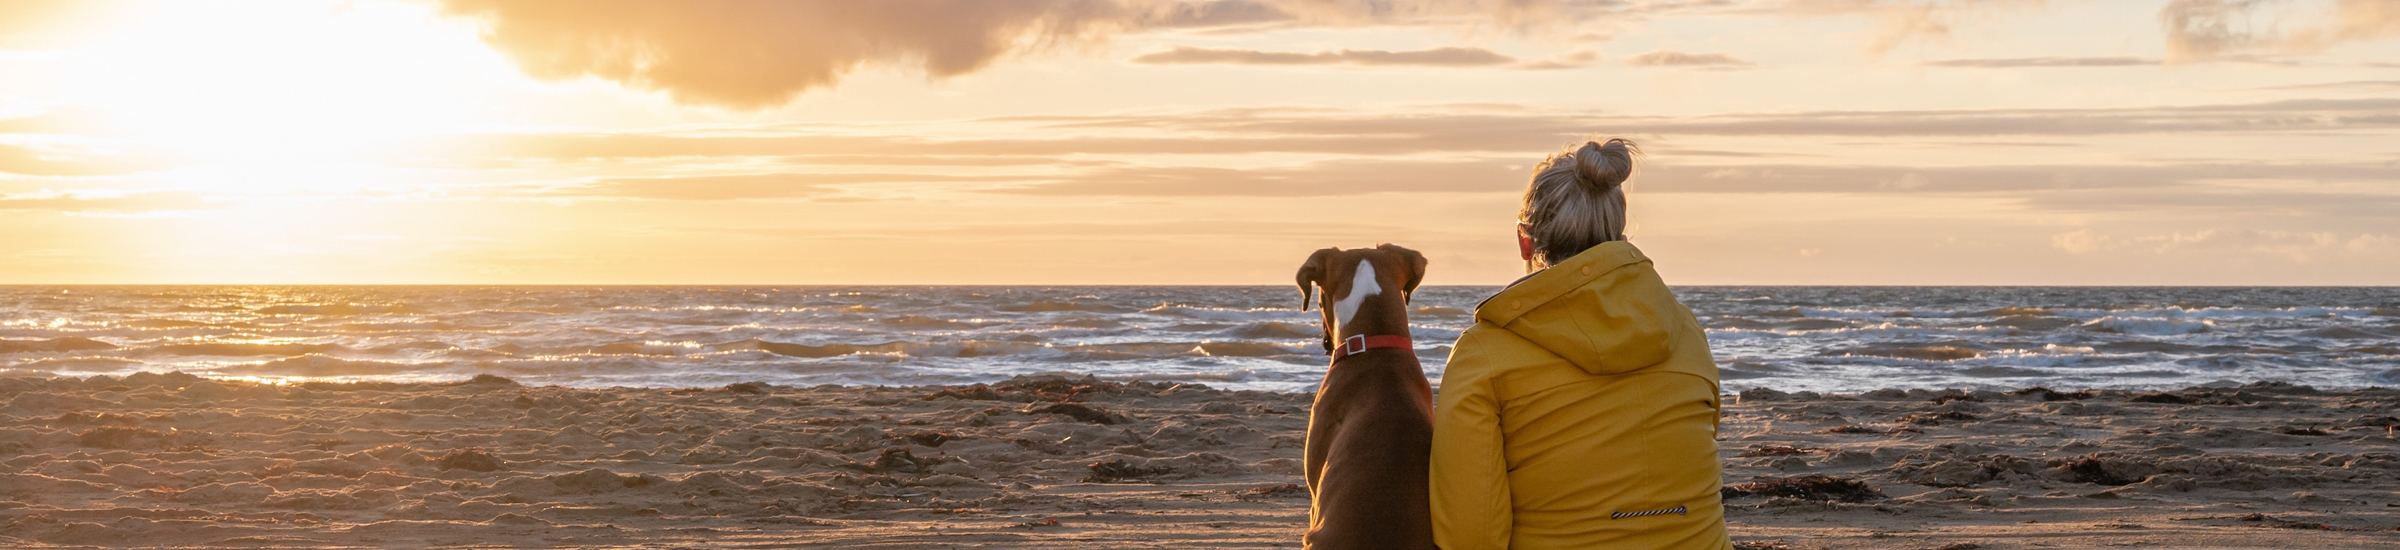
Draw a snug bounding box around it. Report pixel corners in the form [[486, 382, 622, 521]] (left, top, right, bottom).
[[1624, 50, 1749, 67], [0, 107, 116, 136], [2348, 233, 2396, 252], [1130, 45, 1517, 67], [2248, 80, 2400, 91], [1777, 0, 2049, 55], [0, 190, 212, 212], [554, 172, 1018, 200], [435, 0, 1620, 109], [416, 98, 2400, 169], [658, 218, 1421, 241], [2161, 0, 2400, 63], [2050, 227, 2380, 262], [1646, 162, 2400, 194], [1921, 56, 2156, 67], [1516, 49, 1603, 70], [0, 0, 115, 47], [0, 142, 165, 176], [1000, 158, 1524, 196]]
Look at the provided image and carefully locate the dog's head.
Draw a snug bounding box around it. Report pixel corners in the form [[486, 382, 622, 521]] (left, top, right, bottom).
[[1294, 243, 1427, 352]]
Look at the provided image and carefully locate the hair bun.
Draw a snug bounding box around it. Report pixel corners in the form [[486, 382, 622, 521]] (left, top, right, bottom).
[[1570, 139, 1637, 193]]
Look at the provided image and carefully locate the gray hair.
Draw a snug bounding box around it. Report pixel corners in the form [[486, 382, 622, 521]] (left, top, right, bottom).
[[1518, 138, 1639, 269]]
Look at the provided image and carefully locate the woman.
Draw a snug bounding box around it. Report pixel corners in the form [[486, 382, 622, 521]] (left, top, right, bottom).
[[1429, 139, 1730, 549]]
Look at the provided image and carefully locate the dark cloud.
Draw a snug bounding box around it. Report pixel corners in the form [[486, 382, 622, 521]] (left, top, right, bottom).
[[1130, 46, 1517, 67], [435, 0, 1621, 109], [1624, 50, 1747, 66], [1921, 56, 2155, 68]]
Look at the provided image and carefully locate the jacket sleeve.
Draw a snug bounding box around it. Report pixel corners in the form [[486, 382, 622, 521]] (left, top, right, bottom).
[[1429, 331, 1511, 550]]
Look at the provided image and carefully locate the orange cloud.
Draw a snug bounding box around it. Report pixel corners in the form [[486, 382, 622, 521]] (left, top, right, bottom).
[[435, 0, 1620, 109], [0, 143, 167, 176], [0, 190, 212, 212], [1624, 50, 1748, 67], [1779, 0, 2048, 55], [1131, 46, 1519, 67], [556, 173, 1020, 200]]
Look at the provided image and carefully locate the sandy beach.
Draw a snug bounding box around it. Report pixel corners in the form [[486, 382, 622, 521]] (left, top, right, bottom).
[[1, 372, 2395, 549]]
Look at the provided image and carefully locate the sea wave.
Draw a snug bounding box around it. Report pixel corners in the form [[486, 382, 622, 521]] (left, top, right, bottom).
[[0, 285, 2391, 392]]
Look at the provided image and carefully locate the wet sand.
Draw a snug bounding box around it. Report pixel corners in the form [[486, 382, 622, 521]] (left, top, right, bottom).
[[0, 372, 2394, 548]]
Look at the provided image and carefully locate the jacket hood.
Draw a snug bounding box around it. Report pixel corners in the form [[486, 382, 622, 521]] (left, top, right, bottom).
[[1473, 241, 1679, 376]]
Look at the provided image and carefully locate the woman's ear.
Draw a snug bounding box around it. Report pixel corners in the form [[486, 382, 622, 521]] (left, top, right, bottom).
[[1517, 224, 1536, 262]]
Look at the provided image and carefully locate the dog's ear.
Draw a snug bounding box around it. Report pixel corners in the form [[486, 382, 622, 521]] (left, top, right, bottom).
[[1378, 243, 1428, 301], [1294, 248, 1336, 311]]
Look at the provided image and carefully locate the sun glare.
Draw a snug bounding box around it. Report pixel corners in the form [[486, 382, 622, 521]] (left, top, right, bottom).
[[61, 0, 514, 192]]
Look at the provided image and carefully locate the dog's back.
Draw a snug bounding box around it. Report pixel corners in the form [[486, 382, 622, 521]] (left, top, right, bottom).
[[1295, 245, 1438, 550], [1304, 351, 1436, 550]]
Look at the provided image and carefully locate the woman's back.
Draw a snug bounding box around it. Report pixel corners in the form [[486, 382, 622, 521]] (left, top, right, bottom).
[[1429, 242, 1730, 550]]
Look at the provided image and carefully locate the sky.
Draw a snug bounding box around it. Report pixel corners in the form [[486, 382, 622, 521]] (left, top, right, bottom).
[[0, 0, 2394, 285]]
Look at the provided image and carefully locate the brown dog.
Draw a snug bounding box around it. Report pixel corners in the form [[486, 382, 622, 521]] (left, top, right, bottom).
[[1293, 244, 1437, 550]]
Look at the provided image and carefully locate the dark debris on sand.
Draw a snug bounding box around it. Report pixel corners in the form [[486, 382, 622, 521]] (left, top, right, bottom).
[[2237, 513, 2337, 530], [1084, 459, 1174, 483], [1234, 483, 1307, 501], [1025, 403, 1127, 425], [1739, 446, 1825, 457], [920, 374, 1188, 404], [1722, 475, 1885, 502]]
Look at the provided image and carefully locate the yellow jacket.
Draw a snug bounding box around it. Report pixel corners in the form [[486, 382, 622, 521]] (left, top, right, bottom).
[[1430, 242, 1730, 550]]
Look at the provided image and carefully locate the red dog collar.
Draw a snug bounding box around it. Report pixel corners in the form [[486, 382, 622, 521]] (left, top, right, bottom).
[[1331, 334, 1413, 361]]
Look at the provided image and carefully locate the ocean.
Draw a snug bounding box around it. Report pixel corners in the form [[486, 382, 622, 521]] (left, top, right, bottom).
[[1, 286, 2394, 393]]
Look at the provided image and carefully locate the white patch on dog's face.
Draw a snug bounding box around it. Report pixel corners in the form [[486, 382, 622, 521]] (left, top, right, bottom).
[[1333, 259, 1378, 331]]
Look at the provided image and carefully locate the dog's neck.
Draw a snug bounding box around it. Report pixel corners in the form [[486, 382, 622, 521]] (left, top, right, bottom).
[[1329, 259, 1409, 340]]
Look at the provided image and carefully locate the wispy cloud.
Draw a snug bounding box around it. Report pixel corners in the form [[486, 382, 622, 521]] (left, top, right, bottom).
[[420, 98, 2400, 167], [1648, 162, 2400, 195], [0, 142, 163, 176], [1921, 56, 2155, 67], [1624, 49, 1749, 67], [2246, 80, 2400, 92], [1774, 0, 2051, 55], [1000, 158, 1523, 196], [554, 173, 1019, 201], [1130, 45, 1517, 68], [2161, 0, 2400, 63], [0, 190, 212, 212], [0, 0, 112, 48], [2052, 227, 2389, 262]]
